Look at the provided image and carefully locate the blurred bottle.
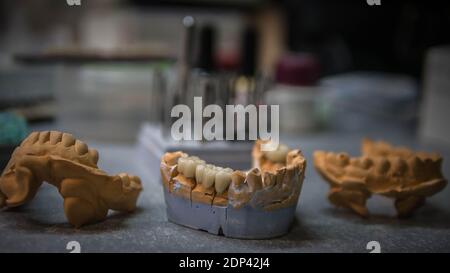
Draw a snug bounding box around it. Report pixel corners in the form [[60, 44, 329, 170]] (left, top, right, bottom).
[[232, 25, 259, 106], [265, 53, 322, 133], [188, 24, 222, 107]]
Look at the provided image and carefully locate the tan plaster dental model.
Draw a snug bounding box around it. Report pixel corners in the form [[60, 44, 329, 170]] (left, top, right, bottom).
[[160, 140, 306, 239], [313, 139, 447, 217], [0, 131, 143, 227]]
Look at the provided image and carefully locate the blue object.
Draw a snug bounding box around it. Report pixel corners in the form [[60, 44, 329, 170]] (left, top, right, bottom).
[[0, 112, 28, 145]]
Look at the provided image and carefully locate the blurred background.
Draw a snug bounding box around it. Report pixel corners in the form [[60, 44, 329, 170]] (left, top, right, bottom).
[[0, 0, 449, 156]]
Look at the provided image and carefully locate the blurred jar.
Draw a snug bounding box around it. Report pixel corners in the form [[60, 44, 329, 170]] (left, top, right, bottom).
[[265, 53, 323, 133]]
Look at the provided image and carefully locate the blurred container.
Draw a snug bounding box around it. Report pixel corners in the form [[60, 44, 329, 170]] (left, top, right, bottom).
[[321, 72, 418, 132], [265, 54, 323, 133], [0, 112, 28, 170], [419, 46, 450, 147]]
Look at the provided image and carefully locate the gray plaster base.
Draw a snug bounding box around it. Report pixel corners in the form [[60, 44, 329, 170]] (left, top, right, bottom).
[[164, 189, 296, 239]]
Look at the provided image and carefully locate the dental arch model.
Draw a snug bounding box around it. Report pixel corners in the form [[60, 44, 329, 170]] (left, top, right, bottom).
[[0, 131, 143, 227], [160, 140, 306, 239], [313, 139, 447, 217]]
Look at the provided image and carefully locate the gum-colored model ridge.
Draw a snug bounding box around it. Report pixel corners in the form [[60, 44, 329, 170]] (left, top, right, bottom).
[[0, 131, 143, 227], [313, 138, 447, 217], [160, 140, 306, 211]]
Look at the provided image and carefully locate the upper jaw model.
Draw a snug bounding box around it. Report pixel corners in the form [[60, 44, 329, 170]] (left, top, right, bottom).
[[313, 139, 447, 217], [0, 131, 143, 227], [160, 140, 306, 239]]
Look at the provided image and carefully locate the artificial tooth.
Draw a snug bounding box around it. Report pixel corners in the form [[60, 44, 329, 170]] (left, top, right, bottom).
[[195, 164, 206, 183], [184, 159, 197, 178], [224, 168, 233, 173], [75, 140, 88, 155], [215, 171, 232, 194], [189, 156, 200, 161], [203, 167, 217, 189], [38, 131, 50, 143], [178, 157, 188, 173], [49, 131, 63, 144], [196, 159, 206, 165], [89, 149, 99, 164], [62, 133, 76, 147], [265, 144, 289, 163]]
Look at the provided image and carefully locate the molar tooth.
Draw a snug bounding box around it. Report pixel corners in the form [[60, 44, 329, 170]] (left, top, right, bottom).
[[21, 131, 39, 146], [195, 164, 206, 183], [337, 153, 350, 166], [62, 133, 76, 147], [408, 156, 422, 176], [215, 171, 232, 194], [264, 144, 289, 163], [75, 140, 88, 155], [361, 157, 373, 169], [49, 131, 63, 144], [376, 158, 390, 174], [246, 169, 262, 191], [263, 172, 276, 187], [38, 131, 50, 143], [391, 158, 407, 175], [203, 167, 217, 189], [89, 149, 99, 164], [325, 152, 336, 163], [184, 159, 197, 178]]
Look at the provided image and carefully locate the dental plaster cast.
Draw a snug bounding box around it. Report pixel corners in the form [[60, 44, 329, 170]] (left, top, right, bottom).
[[0, 131, 143, 227], [314, 139, 447, 217], [160, 140, 306, 239]]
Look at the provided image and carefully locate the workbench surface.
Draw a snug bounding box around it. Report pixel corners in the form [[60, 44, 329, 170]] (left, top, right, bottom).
[[1, 128, 449, 253]]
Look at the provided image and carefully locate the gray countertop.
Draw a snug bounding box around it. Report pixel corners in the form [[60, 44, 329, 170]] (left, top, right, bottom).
[[1, 128, 449, 253]]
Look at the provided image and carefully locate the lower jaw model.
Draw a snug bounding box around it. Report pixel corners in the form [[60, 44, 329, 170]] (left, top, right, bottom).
[[160, 140, 306, 239]]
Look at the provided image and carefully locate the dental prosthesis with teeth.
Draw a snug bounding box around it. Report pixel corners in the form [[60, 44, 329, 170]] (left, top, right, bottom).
[[160, 140, 306, 239], [313, 139, 447, 217], [0, 131, 143, 227]]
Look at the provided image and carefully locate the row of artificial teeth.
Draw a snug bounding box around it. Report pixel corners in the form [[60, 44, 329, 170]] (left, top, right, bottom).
[[177, 156, 233, 194], [263, 144, 289, 163]]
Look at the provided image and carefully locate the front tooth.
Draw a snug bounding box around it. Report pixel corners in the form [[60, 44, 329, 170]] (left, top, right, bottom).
[[265, 144, 289, 163], [203, 167, 217, 189], [215, 171, 232, 194], [195, 159, 206, 165], [190, 156, 200, 161], [178, 157, 188, 173], [195, 164, 206, 183], [184, 159, 197, 178]]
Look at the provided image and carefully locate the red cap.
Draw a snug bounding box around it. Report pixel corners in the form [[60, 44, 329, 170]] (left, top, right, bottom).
[[275, 53, 320, 86]]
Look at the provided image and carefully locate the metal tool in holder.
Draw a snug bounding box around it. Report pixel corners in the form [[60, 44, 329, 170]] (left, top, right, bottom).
[[142, 18, 269, 169]]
